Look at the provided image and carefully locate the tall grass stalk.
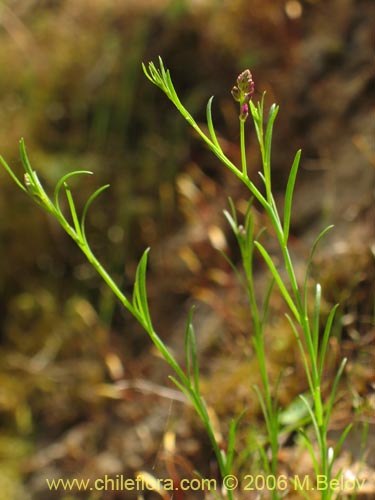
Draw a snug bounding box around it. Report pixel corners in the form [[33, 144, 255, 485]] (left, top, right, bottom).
[[0, 58, 354, 500]]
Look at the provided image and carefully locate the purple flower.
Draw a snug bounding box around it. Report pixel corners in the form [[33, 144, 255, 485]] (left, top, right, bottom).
[[232, 69, 254, 121], [237, 69, 254, 97]]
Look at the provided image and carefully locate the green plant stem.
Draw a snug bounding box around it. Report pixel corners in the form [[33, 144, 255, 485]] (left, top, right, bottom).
[[240, 119, 247, 177]]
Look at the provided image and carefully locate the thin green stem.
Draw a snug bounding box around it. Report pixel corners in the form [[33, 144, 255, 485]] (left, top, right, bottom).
[[240, 118, 247, 177]]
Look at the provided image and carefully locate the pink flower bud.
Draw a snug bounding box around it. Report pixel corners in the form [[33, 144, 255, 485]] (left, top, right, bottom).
[[240, 103, 249, 122]]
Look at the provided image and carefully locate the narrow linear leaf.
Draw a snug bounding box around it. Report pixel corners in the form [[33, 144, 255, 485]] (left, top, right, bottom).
[[318, 303, 339, 379], [226, 418, 237, 474], [218, 249, 247, 291], [261, 277, 275, 328], [226, 415, 243, 474], [184, 307, 200, 393], [133, 248, 153, 330], [81, 184, 110, 243], [324, 357, 347, 430], [223, 209, 239, 236], [255, 241, 300, 321], [54, 170, 93, 211], [258, 445, 271, 475], [184, 306, 195, 384], [312, 283, 321, 358], [0, 155, 27, 192], [283, 149, 301, 243], [258, 170, 266, 186], [264, 103, 279, 180], [299, 395, 321, 444], [19, 138, 34, 177], [17, 141, 56, 212], [227, 197, 238, 223], [303, 224, 334, 311], [285, 314, 314, 393], [169, 376, 194, 406], [253, 385, 272, 439], [189, 322, 200, 394], [206, 96, 222, 151], [249, 99, 260, 121], [332, 423, 352, 468], [64, 182, 82, 241], [298, 401, 322, 475]]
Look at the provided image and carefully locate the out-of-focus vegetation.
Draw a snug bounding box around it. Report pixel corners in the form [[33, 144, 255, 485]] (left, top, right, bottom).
[[0, 1, 374, 499]]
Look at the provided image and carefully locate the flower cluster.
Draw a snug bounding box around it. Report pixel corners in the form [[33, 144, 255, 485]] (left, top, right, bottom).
[[231, 69, 254, 121]]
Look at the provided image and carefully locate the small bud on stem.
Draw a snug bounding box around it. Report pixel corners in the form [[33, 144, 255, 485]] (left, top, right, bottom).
[[231, 69, 254, 121]]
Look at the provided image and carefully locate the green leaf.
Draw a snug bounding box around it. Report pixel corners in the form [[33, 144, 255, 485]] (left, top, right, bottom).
[[283, 149, 301, 243], [298, 403, 321, 474], [312, 283, 321, 358], [255, 241, 300, 321], [184, 306, 200, 392], [206, 96, 222, 152], [54, 170, 93, 212], [0, 155, 27, 192], [133, 249, 153, 331], [19, 138, 34, 177], [264, 103, 279, 183], [318, 303, 339, 379], [226, 418, 237, 474], [332, 423, 352, 468], [324, 357, 347, 430], [63, 182, 82, 241], [225, 410, 246, 475], [261, 277, 275, 328], [81, 184, 110, 243], [303, 224, 334, 312], [285, 314, 314, 393], [223, 209, 238, 236], [253, 385, 272, 440]]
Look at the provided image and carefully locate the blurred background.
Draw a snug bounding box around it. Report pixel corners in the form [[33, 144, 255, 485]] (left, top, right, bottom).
[[0, 0, 374, 499]]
